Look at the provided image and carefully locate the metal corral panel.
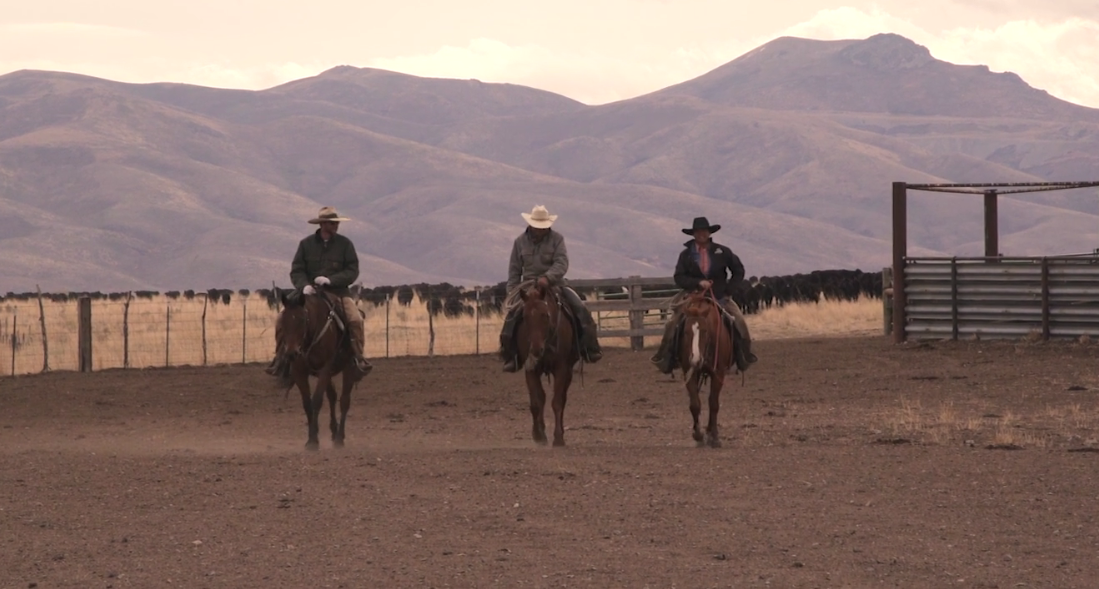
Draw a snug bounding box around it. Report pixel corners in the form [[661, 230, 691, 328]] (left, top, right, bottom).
[[904, 256, 1099, 340]]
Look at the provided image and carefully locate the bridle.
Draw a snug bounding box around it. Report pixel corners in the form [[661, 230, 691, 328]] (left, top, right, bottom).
[[686, 288, 724, 374], [524, 285, 563, 361], [284, 290, 343, 364]]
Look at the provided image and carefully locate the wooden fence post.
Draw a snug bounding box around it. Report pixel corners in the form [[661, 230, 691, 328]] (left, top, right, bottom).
[[122, 292, 132, 369], [201, 294, 209, 366], [385, 294, 390, 358], [628, 276, 644, 351], [10, 312, 17, 376], [78, 297, 92, 372], [475, 289, 480, 355], [36, 285, 49, 372], [165, 303, 171, 367], [241, 299, 248, 364], [427, 287, 435, 358], [882, 267, 893, 336]]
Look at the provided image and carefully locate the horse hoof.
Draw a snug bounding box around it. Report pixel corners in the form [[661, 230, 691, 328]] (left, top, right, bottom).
[[708, 437, 723, 449], [692, 431, 705, 443], [332, 439, 345, 449], [305, 441, 320, 451], [553, 438, 565, 447]]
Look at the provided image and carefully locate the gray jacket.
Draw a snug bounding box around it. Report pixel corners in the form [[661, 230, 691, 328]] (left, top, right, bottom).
[[507, 228, 568, 290]]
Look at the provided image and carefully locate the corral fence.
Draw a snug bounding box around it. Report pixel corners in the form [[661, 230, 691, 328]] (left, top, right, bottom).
[[0, 278, 684, 377], [2, 271, 882, 377], [889, 255, 1099, 340], [889, 180, 1099, 342]]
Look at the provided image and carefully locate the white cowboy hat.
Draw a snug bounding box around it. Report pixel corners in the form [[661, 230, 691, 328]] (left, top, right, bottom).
[[308, 206, 351, 224], [521, 205, 557, 229]]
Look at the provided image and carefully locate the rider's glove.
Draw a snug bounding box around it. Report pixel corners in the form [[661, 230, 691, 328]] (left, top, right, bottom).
[[314, 276, 331, 286], [303, 285, 316, 295]]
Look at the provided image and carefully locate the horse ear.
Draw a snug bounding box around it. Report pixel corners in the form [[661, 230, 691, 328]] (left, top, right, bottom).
[[278, 287, 290, 308]]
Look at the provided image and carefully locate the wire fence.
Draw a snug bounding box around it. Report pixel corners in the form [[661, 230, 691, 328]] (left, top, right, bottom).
[[2, 270, 883, 376], [0, 290, 507, 376]]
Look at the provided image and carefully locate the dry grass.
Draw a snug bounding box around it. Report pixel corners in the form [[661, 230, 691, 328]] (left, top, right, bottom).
[[881, 399, 1098, 449], [1, 293, 883, 375], [751, 296, 882, 341]]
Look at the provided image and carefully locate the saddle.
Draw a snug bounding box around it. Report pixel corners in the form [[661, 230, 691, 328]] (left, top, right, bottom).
[[505, 285, 585, 342], [669, 297, 737, 365]]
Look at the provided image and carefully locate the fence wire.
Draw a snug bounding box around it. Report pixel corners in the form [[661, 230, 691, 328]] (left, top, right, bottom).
[[0, 293, 506, 376]]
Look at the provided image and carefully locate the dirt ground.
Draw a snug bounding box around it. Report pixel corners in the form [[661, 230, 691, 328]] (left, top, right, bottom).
[[3, 336, 1099, 589]]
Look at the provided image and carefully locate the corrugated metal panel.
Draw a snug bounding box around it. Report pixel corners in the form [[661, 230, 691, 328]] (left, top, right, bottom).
[[904, 256, 1099, 340]]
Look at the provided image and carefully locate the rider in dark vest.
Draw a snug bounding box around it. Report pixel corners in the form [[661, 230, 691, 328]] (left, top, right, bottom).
[[651, 216, 758, 373], [499, 205, 603, 372]]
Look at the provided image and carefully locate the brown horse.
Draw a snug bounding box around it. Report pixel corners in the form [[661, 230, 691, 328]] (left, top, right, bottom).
[[677, 293, 735, 448], [275, 288, 369, 450], [515, 283, 579, 447]]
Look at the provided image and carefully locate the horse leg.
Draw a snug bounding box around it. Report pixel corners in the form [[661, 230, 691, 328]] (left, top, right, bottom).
[[306, 371, 330, 450], [706, 372, 724, 448], [293, 366, 318, 451], [327, 379, 339, 442], [687, 371, 704, 445], [551, 367, 572, 447], [526, 371, 548, 445], [334, 375, 353, 448]]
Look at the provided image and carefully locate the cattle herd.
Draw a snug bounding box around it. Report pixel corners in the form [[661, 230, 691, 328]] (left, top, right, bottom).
[[1, 269, 883, 318], [340, 268, 883, 318]]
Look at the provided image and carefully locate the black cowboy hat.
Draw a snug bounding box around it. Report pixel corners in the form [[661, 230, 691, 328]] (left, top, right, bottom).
[[682, 216, 721, 235]]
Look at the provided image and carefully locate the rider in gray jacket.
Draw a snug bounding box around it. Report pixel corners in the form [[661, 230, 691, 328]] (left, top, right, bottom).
[[499, 205, 603, 372]]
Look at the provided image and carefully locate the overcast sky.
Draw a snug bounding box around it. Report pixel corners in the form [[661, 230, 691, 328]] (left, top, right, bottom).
[[2, 0, 1097, 108]]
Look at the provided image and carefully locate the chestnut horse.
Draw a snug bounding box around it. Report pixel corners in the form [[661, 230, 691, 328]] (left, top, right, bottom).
[[677, 292, 735, 448], [515, 283, 579, 446], [275, 288, 369, 450]]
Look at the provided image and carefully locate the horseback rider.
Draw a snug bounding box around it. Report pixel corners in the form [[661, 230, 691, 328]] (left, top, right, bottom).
[[650, 216, 758, 374], [499, 205, 604, 372], [288, 206, 372, 374]]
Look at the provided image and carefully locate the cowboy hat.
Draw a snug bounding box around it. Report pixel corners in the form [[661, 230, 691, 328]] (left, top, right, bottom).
[[308, 206, 351, 224], [682, 216, 721, 235], [521, 205, 557, 229]]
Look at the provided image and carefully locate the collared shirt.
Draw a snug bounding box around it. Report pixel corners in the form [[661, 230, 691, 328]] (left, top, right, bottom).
[[692, 243, 711, 277]]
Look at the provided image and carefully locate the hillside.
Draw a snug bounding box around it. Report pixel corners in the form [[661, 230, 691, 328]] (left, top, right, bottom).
[[1, 34, 1097, 292]]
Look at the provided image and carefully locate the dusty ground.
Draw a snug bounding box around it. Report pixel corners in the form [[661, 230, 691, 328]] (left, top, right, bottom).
[[3, 336, 1099, 588]]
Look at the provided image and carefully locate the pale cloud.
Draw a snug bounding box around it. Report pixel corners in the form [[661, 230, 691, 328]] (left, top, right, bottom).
[[356, 8, 1099, 108], [0, 21, 148, 36], [0, 57, 325, 90], [1, 5, 1098, 110], [367, 38, 720, 104]]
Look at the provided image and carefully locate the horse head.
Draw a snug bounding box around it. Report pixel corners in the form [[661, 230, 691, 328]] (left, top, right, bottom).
[[680, 293, 726, 372], [520, 283, 560, 366], [275, 287, 328, 363]]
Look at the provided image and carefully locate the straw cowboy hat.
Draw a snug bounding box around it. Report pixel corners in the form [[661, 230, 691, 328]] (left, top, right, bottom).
[[308, 206, 351, 224], [521, 205, 558, 229], [682, 216, 721, 235]]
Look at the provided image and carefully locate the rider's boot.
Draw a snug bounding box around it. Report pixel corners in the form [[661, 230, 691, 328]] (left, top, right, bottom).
[[579, 316, 603, 363], [734, 331, 757, 372], [499, 310, 521, 372], [348, 321, 373, 375]]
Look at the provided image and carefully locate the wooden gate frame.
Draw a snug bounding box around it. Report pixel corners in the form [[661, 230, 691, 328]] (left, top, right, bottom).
[[891, 181, 1099, 343]]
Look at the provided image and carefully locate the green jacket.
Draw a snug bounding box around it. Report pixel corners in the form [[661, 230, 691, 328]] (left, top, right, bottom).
[[290, 230, 360, 296], [507, 228, 568, 291]]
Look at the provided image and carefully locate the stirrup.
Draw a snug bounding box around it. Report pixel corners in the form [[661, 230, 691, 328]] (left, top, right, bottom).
[[354, 356, 373, 375]]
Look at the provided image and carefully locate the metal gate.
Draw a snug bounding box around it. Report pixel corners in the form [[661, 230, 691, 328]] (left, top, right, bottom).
[[904, 256, 1099, 339]]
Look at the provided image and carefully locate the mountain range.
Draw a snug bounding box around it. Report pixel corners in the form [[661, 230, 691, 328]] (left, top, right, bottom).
[[2, 32, 1098, 292]]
